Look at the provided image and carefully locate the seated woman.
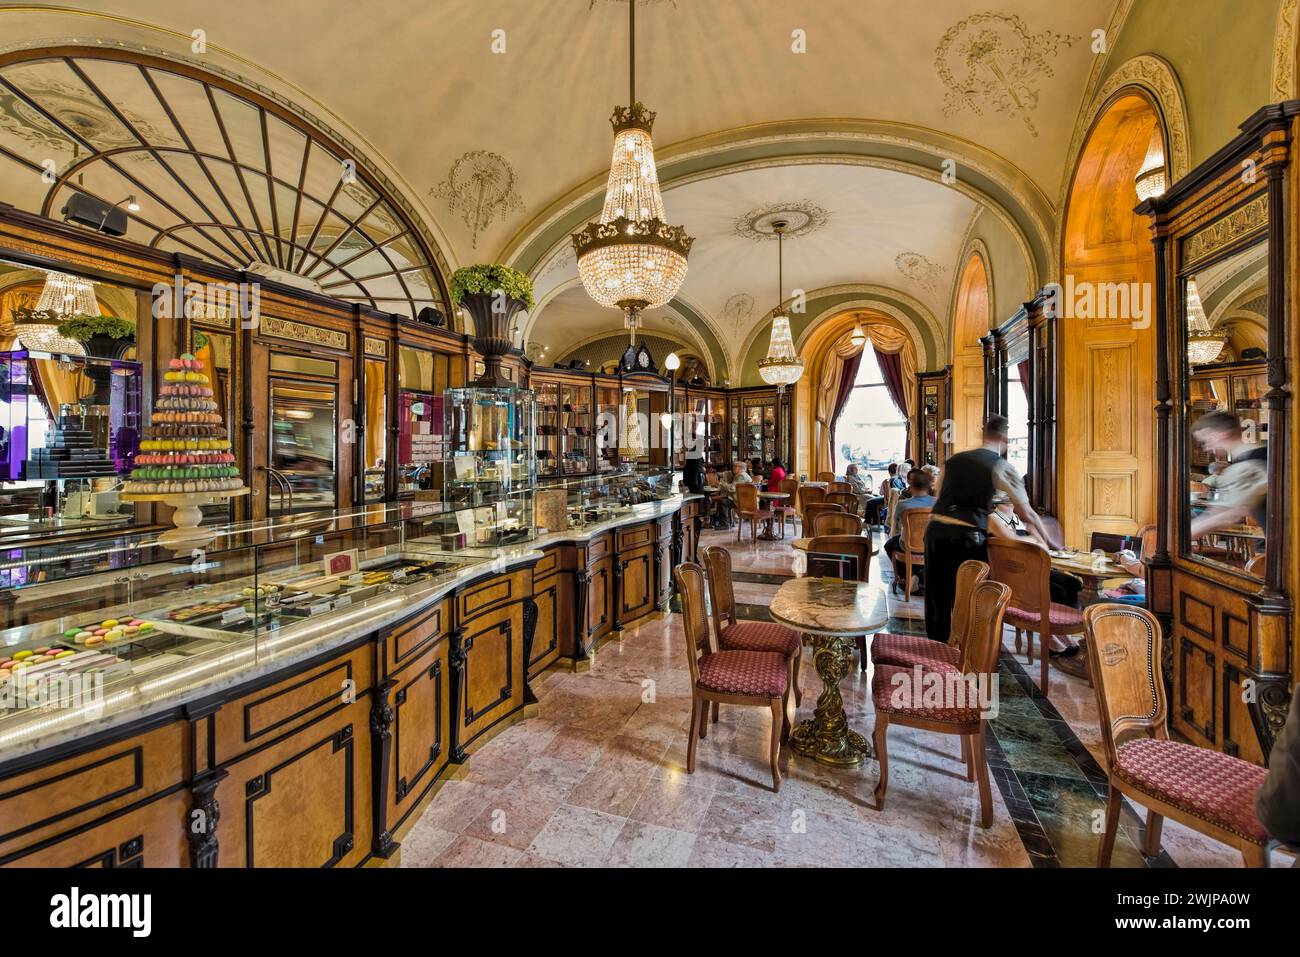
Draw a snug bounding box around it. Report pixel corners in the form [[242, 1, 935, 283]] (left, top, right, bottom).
[[986, 491, 1082, 658], [882, 468, 935, 594]]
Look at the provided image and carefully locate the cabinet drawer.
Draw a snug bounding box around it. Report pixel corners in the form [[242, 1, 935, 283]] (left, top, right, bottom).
[[0, 721, 185, 861], [458, 568, 531, 622], [617, 522, 655, 551], [534, 548, 560, 579], [2, 791, 190, 868], [385, 598, 447, 675], [585, 532, 612, 562], [212, 643, 373, 767]]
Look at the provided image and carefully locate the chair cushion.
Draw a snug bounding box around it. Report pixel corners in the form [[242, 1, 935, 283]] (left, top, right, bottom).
[[719, 621, 801, 656], [1005, 602, 1085, 633], [697, 650, 788, 697], [870, 633, 960, 673], [871, 663, 980, 723], [1113, 738, 1268, 844]]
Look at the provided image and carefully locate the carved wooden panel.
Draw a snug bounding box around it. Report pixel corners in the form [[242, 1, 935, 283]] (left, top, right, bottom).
[[528, 575, 561, 676], [1177, 636, 1216, 748], [386, 599, 446, 674], [617, 522, 655, 551], [1, 792, 189, 868], [588, 553, 613, 644], [1087, 343, 1135, 454], [619, 545, 655, 623], [390, 641, 449, 828], [1086, 471, 1136, 522], [458, 569, 528, 621], [459, 600, 525, 747], [0, 722, 185, 861], [1222, 664, 1265, 766]]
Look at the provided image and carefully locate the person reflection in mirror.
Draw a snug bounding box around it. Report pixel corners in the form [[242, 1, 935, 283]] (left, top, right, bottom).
[[1189, 412, 1267, 553]]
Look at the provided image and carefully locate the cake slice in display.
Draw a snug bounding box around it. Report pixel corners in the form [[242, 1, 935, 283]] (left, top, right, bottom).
[[123, 353, 241, 495]]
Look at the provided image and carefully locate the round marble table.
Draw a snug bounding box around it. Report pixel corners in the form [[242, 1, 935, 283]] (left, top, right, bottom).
[[770, 577, 888, 768], [756, 491, 790, 540]]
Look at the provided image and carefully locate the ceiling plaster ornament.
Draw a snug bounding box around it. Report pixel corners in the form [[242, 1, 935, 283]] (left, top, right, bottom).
[[537, 246, 575, 281], [431, 149, 523, 250], [1272, 0, 1299, 100], [723, 292, 755, 335], [734, 201, 828, 242], [935, 13, 1079, 138], [894, 251, 946, 294]]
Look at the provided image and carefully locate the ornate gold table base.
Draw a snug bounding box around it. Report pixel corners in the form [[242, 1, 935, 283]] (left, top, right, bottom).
[[789, 633, 872, 768]]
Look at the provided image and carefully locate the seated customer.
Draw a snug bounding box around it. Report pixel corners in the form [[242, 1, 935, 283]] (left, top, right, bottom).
[[845, 462, 870, 513], [865, 463, 898, 525], [883, 468, 936, 594], [713, 460, 752, 528]]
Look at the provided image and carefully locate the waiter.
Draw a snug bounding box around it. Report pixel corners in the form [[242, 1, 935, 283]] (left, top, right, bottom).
[[923, 415, 1060, 642]]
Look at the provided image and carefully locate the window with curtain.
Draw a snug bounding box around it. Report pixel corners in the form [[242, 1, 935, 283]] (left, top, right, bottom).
[[833, 347, 907, 476], [1005, 363, 1029, 478]]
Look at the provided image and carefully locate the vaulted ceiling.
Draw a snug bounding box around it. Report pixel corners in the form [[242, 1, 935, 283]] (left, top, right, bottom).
[[0, 0, 1124, 372]]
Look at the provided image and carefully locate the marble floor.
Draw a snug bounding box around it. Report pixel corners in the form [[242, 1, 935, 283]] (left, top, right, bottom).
[[400, 525, 1291, 868]]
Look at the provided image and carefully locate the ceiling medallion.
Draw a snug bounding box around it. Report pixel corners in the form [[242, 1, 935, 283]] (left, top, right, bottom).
[[935, 13, 1079, 137], [431, 150, 524, 249], [895, 251, 946, 294], [734, 201, 828, 242]]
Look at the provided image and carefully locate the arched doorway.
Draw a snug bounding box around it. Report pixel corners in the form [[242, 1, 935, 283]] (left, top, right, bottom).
[[1058, 92, 1164, 546], [950, 252, 991, 452]]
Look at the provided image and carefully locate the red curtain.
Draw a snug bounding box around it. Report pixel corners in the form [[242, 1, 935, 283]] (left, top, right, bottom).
[[874, 347, 907, 418], [1017, 359, 1031, 402], [828, 350, 863, 469]]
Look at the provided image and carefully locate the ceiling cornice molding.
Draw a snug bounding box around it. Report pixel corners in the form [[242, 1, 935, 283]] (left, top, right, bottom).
[[500, 120, 1053, 288]]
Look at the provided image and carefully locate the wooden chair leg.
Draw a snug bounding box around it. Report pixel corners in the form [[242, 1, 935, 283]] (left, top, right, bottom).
[[1014, 628, 1022, 654], [711, 700, 719, 723], [873, 717, 890, 810], [903, 557, 912, 601], [856, 634, 868, 672], [1097, 783, 1122, 867], [791, 651, 803, 706], [698, 698, 709, 739], [1241, 843, 1270, 868], [1142, 810, 1164, 858], [961, 735, 973, 780], [768, 698, 783, 792], [736, 518, 742, 543], [1040, 640, 1051, 696], [686, 693, 700, 773], [1025, 630, 1034, 664], [973, 726, 992, 828]]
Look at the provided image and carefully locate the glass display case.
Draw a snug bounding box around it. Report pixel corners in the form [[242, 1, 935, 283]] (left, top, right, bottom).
[[397, 390, 447, 497], [441, 386, 535, 546], [596, 383, 621, 473], [744, 396, 776, 465], [553, 466, 677, 529], [534, 380, 559, 477], [560, 382, 593, 475], [0, 502, 492, 751]]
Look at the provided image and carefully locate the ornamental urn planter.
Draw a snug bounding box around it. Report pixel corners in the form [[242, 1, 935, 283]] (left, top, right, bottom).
[[459, 292, 526, 388]]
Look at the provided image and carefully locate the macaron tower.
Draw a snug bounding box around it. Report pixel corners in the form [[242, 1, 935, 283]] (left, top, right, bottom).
[[123, 353, 242, 495]]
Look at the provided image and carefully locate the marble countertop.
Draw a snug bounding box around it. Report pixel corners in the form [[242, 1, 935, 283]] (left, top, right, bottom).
[[0, 496, 688, 766], [769, 576, 888, 637]]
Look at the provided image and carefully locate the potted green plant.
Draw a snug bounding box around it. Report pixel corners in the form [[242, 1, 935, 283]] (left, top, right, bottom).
[[55, 313, 136, 360], [450, 264, 535, 386]]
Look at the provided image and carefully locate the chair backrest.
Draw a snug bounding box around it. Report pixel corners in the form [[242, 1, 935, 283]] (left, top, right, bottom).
[[1246, 552, 1267, 577], [825, 491, 860, 512], [734, 482, 759, 511], [813, 511, 863, 537], [949, 559, 991, 653], [804, 502, 844, 529], [1083, 604, 1167, 769], [959, 580, 1013, 677], [779, 477, 801, 503], [883, 485, 900, 520], [1136, 523, 1156, 557], [807, 535, 871, 581], [826, 481, 853, 494], [798, 485, 826, 511], [699, 544, 736, 634], [816, 471, 836, 483], [986, 537, 1051, 620], [673, 562, 713, 684], [901, 506, 932, 553]]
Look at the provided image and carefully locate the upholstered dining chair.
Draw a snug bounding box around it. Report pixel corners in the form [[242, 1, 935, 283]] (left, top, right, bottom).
[[987, 538, 1084, 696], [701, 544, 802, 706], [797, 484, 826, 529], [870, 560, 989, 674], [899, 506, 932, 601], [825, 491, 861, 514], [802, 502, 844, 534], [674, 562, 790, 792], [812, 510, 863, 537], [1136, 523, 1156, 557], [733, 482, 764, 544], [774, 477, 801, 538], [816, 471, 836, 482], [1084, 604, 1271, 867], [872, 579, 1012, 827], [826, 481, 853, 495]]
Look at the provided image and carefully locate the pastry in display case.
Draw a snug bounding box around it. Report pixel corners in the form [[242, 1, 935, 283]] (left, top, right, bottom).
[[0, 503, 492, 750], [557, 466, 676, 529], [441, 386, 536, 546]]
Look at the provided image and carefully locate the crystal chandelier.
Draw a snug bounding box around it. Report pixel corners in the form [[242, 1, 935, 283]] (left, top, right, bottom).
[[756, 221, 804, 389], [1186, 278, 1226, 365], [1134, 126, 1167, 202], [572, 0, 693, 337], [14, 271, 95, 354]]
